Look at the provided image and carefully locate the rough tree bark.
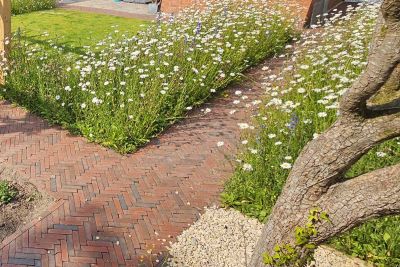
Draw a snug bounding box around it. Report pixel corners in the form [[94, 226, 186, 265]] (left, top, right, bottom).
[[251, 0, 400, 266], [0, 0, 11, 85]]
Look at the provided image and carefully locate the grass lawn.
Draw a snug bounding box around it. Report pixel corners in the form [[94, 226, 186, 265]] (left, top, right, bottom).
[[12, 9, 149, 48]]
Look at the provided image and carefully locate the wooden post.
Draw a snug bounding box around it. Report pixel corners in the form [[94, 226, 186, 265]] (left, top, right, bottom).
[[0, 0, 11, 85]]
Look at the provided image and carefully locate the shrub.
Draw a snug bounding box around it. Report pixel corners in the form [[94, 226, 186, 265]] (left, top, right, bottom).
[[12, 0, 57, 15], [2, 0, 296, 153], [222, 4, 400, 265]]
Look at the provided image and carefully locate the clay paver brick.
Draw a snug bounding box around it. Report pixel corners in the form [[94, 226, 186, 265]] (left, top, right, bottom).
[[60, 240, 69, 262], [8, 257, 36, 265], [51, 227, 75, 233], [66, 235, 74, 257], [81, 246, 109, 253], [69, 256, 97, 264], [55, 252, 62, 266], [71, 231, 80, 251], [0, 59, 283, 265]]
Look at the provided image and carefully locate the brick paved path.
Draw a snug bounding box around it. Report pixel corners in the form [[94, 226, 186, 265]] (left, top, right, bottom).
[[59, 0, 155, 20], [0, 59, 281, 267]]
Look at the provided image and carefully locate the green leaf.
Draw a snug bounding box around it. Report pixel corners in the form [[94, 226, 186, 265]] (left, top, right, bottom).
[[259, 210, 267, 219], [304, 243, 316, 250], [383, 233, 391, 242], [320, 212, 331, 223]]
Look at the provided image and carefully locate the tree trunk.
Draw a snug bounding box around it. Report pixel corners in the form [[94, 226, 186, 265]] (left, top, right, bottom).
[[0, 0, 11, 85], [251, 0, 400, 266]]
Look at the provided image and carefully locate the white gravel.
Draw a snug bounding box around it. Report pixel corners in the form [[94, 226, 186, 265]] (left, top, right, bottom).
[[168, 206, 263, 267], [168, 207, 370, 267]]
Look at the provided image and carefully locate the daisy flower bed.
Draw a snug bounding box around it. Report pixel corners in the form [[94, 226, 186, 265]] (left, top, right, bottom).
[[222, 4, 400, 266], [1, 0, 296, 153]]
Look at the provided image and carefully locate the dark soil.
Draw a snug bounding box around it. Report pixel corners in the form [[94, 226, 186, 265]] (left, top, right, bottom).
[[0, 167, 52, 242]]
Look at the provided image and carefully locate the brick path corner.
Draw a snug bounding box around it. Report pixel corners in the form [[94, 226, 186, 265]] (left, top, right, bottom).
[[0, 57, 285, 267]]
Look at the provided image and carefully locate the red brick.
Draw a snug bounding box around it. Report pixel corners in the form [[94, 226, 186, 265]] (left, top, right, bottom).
[[61, 240, 69, 262], [69, 257, 97, 264], [81, 246, 109, 253], [113, 244, 125, 265], [48, 229, 73, 235]]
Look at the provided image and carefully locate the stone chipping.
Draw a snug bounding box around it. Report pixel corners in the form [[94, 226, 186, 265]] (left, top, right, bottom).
[[168, 206, 372, 267], [168, 206, 262, 267]]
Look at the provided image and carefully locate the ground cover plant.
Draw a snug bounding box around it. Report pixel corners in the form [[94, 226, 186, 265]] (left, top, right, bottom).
[[1, 0, 296, 153], [12, 0, 57, 15], [12, 9, 148, 48], [222, 4, 400, 266], [0, 180, 18, 204]]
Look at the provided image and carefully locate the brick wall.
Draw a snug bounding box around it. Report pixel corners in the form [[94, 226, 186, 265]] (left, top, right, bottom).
[[298, 0, 315, 21], [161, 0, 197, 13], [161, 0, 314, 20]]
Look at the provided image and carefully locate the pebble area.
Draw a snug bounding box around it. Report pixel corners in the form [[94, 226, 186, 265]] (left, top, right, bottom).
[[168, 206, 262, 267], [168, 206, 371, 267]]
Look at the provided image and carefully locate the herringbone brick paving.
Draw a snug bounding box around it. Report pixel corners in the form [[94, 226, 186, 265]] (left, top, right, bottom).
[[0, 58, 282, 267]]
